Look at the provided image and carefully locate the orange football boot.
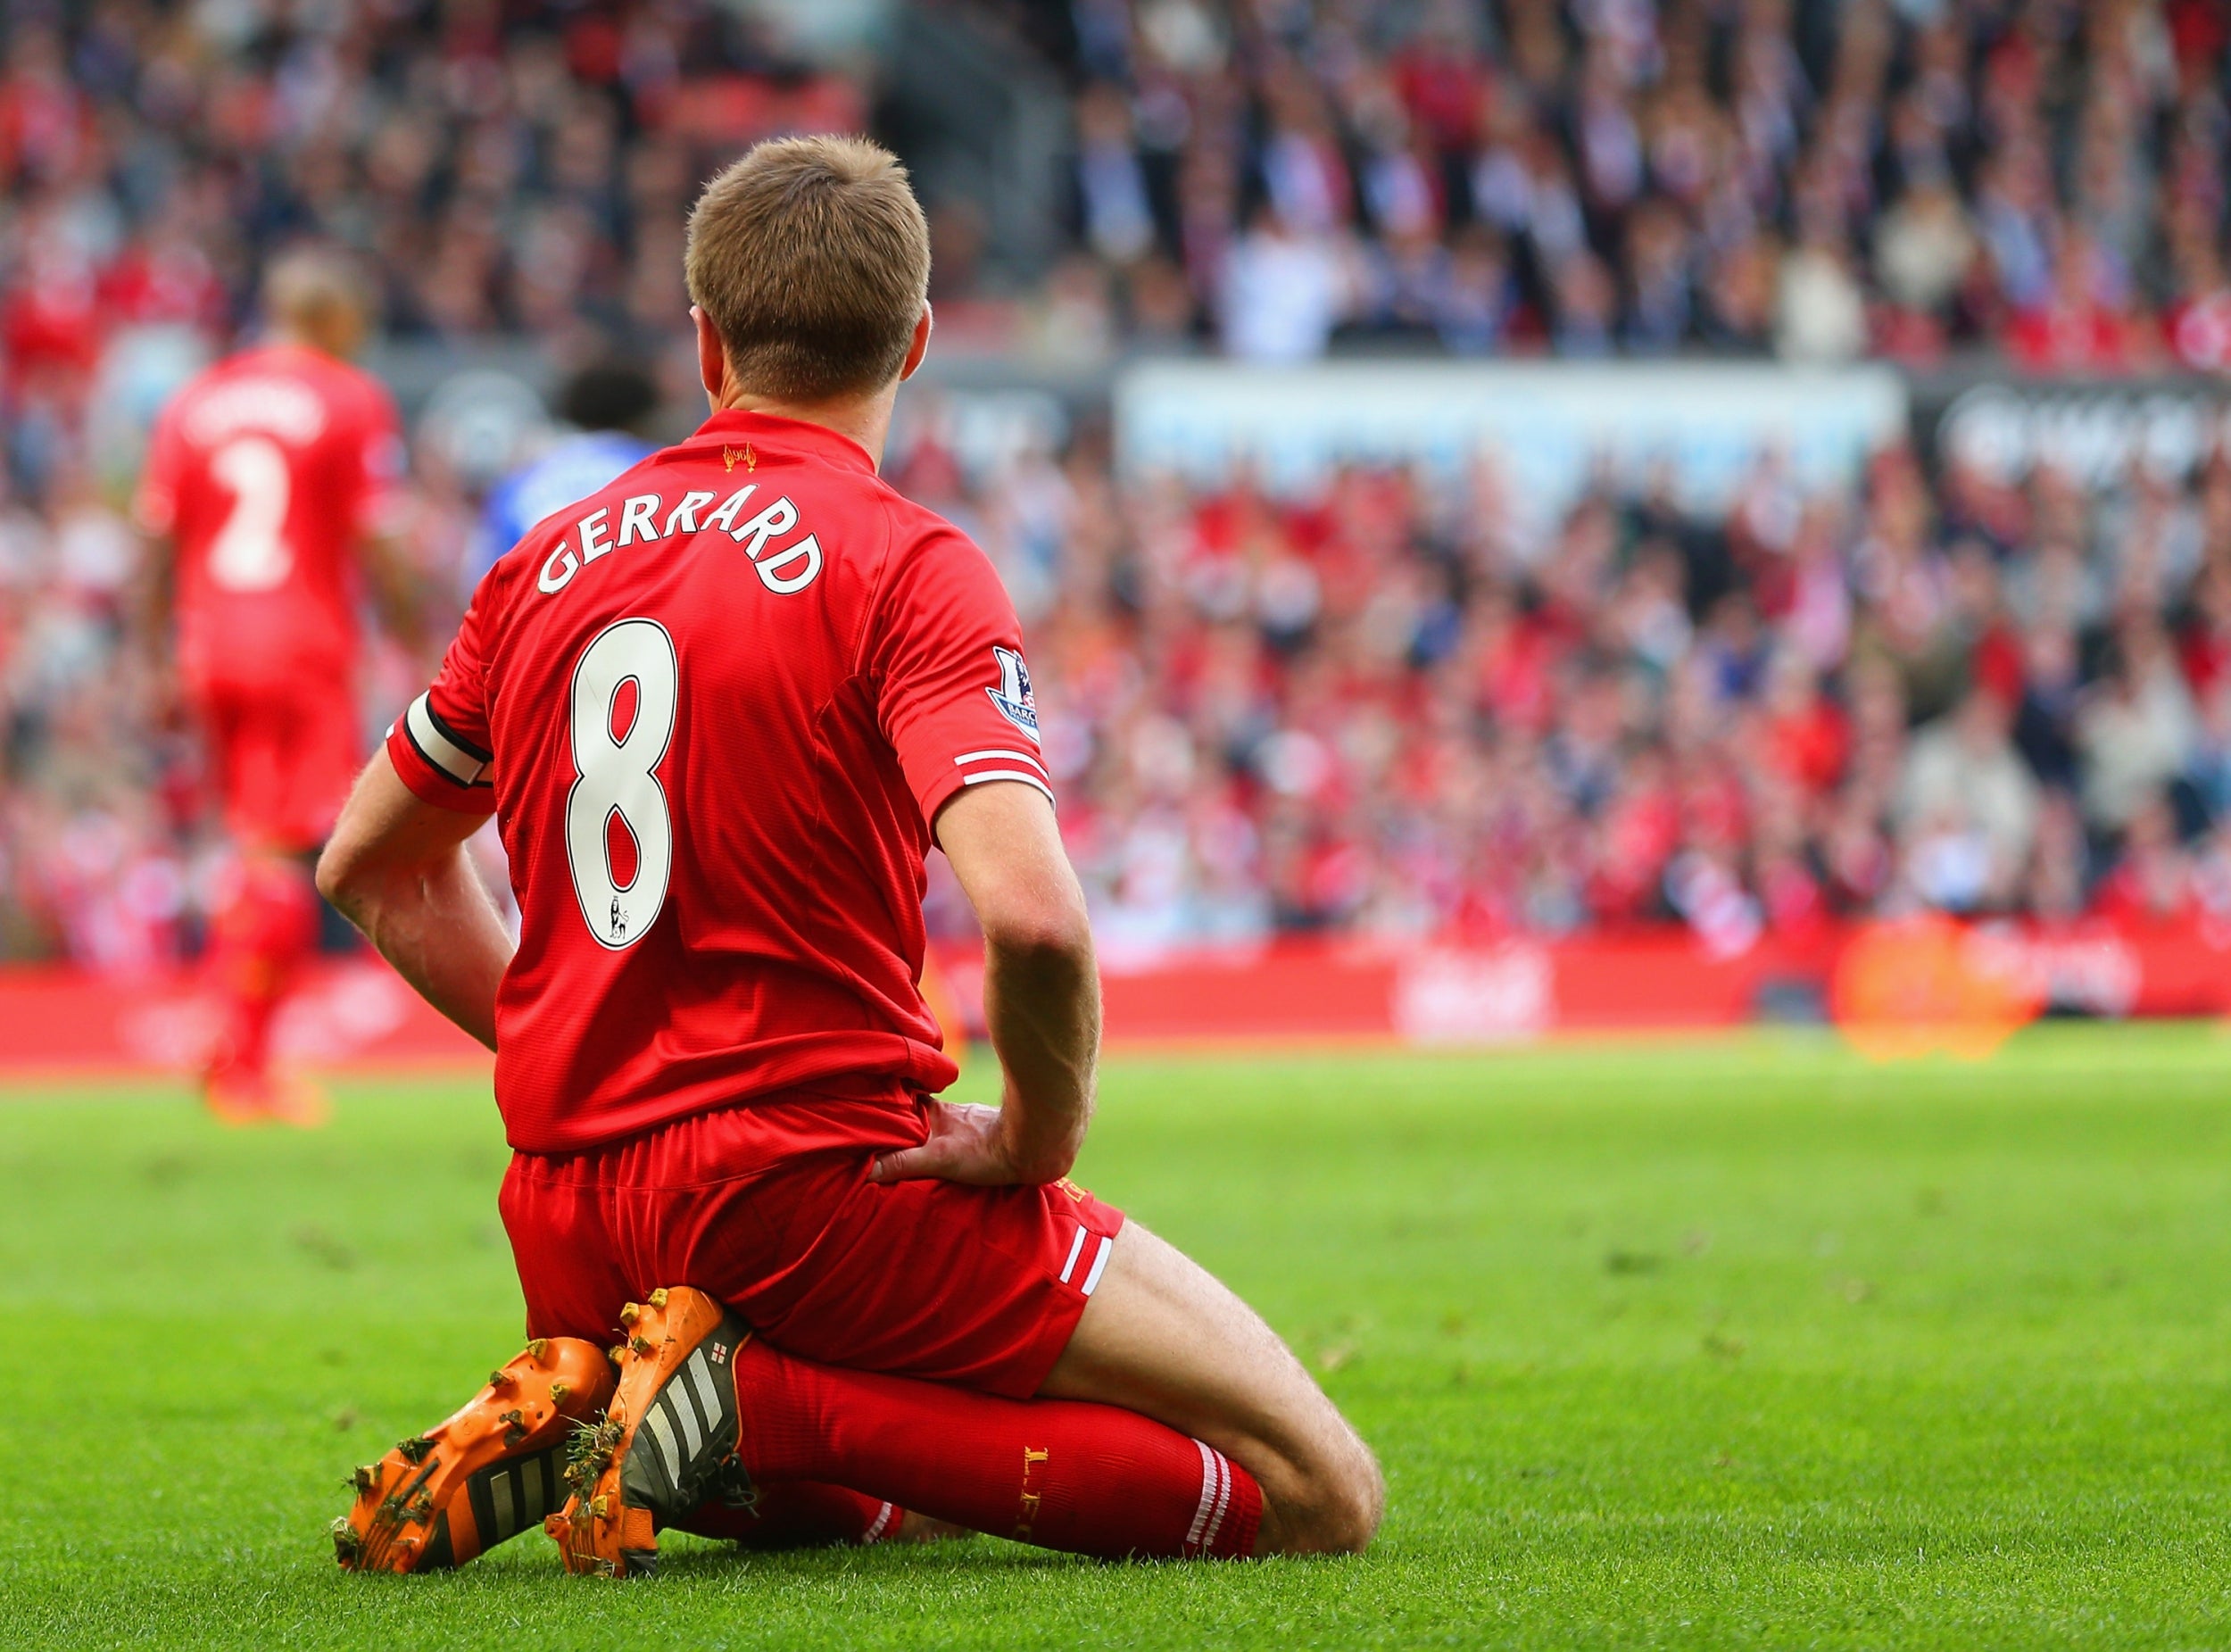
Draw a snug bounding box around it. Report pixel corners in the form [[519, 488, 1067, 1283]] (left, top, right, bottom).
[[203, 1068, 274, 1128], [203, 1068, 328, 1129], [547, 1287, 752, 1579], [263, 1072, 332, 1129], [335, 1337, 615, 1573]]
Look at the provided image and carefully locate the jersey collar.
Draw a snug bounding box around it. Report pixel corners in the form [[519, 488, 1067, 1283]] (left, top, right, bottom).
[[691, 409, 879, 477]]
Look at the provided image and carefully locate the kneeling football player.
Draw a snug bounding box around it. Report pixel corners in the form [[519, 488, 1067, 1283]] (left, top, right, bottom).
[[320, 135, 1381, 1576]]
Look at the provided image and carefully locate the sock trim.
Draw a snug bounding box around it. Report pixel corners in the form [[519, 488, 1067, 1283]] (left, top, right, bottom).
[[860, 1500, 897, 1543], [1182, 1440, 1219, 1554], [1202, 1449, 1232, 1553]]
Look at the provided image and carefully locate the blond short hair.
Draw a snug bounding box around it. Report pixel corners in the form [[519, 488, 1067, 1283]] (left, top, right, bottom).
[[262, 245, 374, 340], [685, 135, 932, 403]]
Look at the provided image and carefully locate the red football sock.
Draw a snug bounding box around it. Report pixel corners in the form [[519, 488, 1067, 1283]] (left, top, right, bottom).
[[672, 1482, 901, 1549], [730, 1338, 1259, 1559], [205, 855, 317, 1081]]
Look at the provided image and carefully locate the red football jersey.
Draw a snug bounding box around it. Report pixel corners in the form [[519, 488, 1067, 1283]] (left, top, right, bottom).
[[136, 343, 405, 690], [386, 411, 1052, 1154]]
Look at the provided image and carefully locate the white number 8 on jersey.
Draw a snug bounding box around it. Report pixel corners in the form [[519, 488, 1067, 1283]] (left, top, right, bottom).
[[566, 618, 677, 949]]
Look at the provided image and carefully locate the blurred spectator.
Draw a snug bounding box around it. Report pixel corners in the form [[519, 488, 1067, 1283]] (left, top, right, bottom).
[[1219, 208, 1350, 362], [1777, 230, 1869, 363], [1874, 182, 1977, 357], [2077, 626, 2199, 834], [1896, 688, 2040, 912], [2094, 791, 2194, 926]]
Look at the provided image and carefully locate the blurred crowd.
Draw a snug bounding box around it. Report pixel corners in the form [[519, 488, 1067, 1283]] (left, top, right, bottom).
[[0, 1, 2221, 378], [904, 419, 2231, 955], [6, 0, 2231, 967], [1065, 0, 2231, 366], [0, 2, 858, 376]]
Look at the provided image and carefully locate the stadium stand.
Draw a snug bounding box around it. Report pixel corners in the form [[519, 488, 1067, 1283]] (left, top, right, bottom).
[[4, 2, 2231, 970]]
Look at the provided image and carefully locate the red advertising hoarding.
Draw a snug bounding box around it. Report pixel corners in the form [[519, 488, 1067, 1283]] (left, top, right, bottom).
[[0, 917, 2222, 1078]]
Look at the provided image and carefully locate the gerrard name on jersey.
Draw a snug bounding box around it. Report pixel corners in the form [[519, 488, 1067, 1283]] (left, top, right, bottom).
[[535, 482, 824, 598]]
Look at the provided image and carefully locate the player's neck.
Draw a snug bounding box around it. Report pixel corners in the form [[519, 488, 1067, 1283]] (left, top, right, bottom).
[[266, 326, 345, 361], [712, 387, 896, 472]]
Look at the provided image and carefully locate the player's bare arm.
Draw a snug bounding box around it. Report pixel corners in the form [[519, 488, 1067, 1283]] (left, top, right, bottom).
[[318, 750, 509, 1050], [129, 530, 182, 718], [872, 779, 1099, 1188], [359, 529, 431, 656], [131, 531, 174, 652]]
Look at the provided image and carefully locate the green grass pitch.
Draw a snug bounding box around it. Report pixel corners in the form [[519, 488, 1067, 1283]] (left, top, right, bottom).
[[4, 1025, 2231, 1648]]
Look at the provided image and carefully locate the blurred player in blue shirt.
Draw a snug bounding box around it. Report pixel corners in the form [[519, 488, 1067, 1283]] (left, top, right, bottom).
[[469, 362, 659, 585]]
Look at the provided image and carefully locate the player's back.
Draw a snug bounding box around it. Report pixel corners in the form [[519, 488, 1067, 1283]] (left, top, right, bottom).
[[137, 343, 402, 688], [396, 410, 1041, 1151]]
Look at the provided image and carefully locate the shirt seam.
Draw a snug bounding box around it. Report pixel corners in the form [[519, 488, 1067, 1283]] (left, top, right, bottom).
[[799, 482, 905, 1028], [801, 685, 923, 1023], [850, 487, 901, 681]]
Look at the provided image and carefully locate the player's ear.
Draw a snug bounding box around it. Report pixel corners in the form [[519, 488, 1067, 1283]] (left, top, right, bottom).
[[692, 306, 726, 411], [898, 305, 933, 383]]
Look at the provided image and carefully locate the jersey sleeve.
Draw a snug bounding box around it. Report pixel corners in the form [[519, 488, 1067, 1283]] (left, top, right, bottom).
[[386, 577, 498, 815], [870, 524, 1053, 831], [132, 403, 185, 535]]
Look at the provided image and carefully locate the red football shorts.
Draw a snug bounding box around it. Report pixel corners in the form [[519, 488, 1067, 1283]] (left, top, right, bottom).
[[191, 672, 361, 851], [499, 1092, 1126, 1399]]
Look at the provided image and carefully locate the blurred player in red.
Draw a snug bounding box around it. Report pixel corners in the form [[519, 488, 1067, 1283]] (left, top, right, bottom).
[[136, 250, 419, 1127], [321, 137, 1379, 1578]]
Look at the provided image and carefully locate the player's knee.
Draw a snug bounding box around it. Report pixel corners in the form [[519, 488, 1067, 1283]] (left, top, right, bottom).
[[1271, 1437, 1383, 1556], [1319, 1444, 1385, 1554]]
